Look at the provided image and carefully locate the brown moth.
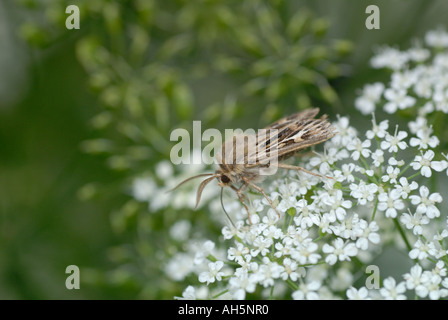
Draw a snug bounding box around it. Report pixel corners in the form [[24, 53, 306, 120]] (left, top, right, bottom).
[[172, 108, 338, 224]]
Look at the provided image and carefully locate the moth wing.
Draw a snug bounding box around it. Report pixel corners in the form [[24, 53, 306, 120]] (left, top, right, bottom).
[[245, 111, 337, 168], [264, 108, 320, 130]]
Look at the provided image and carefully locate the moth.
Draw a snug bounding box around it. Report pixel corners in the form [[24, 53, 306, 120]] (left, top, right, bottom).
[[172, 108, 337, 224]]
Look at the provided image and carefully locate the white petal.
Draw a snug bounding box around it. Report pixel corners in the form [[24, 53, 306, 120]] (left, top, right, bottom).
[[431, 160, 448, 172]]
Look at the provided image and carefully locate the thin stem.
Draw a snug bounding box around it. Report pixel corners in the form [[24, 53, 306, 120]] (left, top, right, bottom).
[[212, 289, 229, 299], [269, 285, 275, 300], [370, 197, 379, 221], [407, 171, 421, 181], [393, 218, 412, 252], [398, 162, 412, 178], [286, 279, 298, 291]]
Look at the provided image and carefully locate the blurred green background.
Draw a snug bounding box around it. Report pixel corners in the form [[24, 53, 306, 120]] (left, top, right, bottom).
[[1, 0, 447, 299]]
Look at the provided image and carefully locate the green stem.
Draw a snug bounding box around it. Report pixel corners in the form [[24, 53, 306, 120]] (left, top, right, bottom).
[[393, 218, 412, 252], [407, 171, 421, 181], [297, 260, 326, 268], [269, 285, 275, 300], [212, 289, 229, 299], [370, 197, 379, 222], [351, 256, 365, 269], [286, 279, 298, 291], [398, 163, 412, 178]]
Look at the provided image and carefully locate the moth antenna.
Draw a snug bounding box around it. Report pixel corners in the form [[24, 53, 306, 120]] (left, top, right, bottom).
[[167, 173, 215, 193], [220, 187, 236, 228], [194, 175, 219, 209]]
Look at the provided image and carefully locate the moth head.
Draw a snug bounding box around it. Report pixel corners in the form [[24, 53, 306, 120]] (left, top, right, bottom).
[[215, 169, 232, 187]]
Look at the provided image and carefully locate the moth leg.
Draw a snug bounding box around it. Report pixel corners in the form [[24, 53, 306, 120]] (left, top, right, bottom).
[[231, 184, 252, 224], [231, 184, 248, 203], [277, 163, 332, 179], [241, 177, 280, 218]]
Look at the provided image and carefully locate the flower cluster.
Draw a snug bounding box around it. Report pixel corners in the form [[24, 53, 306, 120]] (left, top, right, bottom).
[[141, 112, 448, 300], [127, 28, 448, 300], [356, 28, 448, 119]]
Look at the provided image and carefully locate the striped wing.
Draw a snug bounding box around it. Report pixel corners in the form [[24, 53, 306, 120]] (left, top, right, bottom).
[[245, 108, 337, 168]]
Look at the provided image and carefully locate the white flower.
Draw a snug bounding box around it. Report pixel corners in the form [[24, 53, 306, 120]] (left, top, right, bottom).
[[413, 76, 433, 99], [428, 242, 447, 259], [280, 258, 301, 281], [366, 117, 389, 140], [407, 46, 430, 63], [371, 46, 409, 70], [228, 270, 257, 300], [339, 163, 356, 182], [415, 275, 448, 300], [222, 220, 245, 240], [380, 277, 407, 300], [155, 160, 174, 179], [432, 261, 447, 278], [381, 165, 400, 184], [347, 138, 371, 160], [409, 185, 442, 219], [403, 265, 427, 290], [377, 189, 405, 218], [408, 116, 429, 134], [198, 261, 225, 285], [388, 157, 405, 167], [174, 286, 199, 300], [250, 236, 273, 257], [390, 70, 418, 90], [346, 286, 371, 300], [170, 220, 191, 241], [227, 243, 249, 262], [330, 268, 353, 292], [283, 226, 311, 247], [425, 28, 448, 47], [293, 198, 320, 228], [380, 128, 408, 153], [395, 177, 418, 199], [132, 177, 157, 202], [349, 181, 378, 205], [400, 210, 429, 235], [355, 83, 385, 115], [235, 254, 258, 272], [320, 189, 352, 222], [331, 116, 358, 146], [410, 150, 447, 177], [332, 213, 363, 240], [277, 182, 300, 213], [383, 88, 416, 113], [433, 86, 448, 113], [409, 239, 431, 260], [256, 257, 283, 288], [315, 213, 334, 235], [194, 240, 216, 264], [262, 225, 283, 240], [274, 242, 291, 258], [409, 127, 440, 149], [322, 238, 358, 265], [290, 239, 321, 265], [355, 220, 381, 250], [371, 149, 385, 167], [292, 281, 321, 300], [443, 153, 448, 176]]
